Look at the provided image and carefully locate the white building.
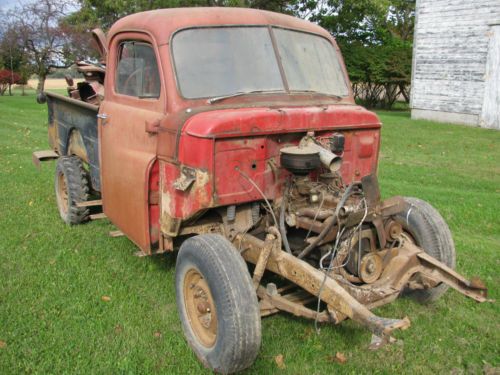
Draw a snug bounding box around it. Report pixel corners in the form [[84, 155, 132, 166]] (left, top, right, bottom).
[[411, 0, 500, 130]]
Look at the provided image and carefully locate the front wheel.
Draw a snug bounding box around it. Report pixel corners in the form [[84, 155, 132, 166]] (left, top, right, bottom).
[[393, 197, 456, 303], [175, 234, 261, 373]]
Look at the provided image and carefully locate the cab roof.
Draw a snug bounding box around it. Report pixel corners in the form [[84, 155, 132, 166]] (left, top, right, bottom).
[[108, 7, 332, 45]]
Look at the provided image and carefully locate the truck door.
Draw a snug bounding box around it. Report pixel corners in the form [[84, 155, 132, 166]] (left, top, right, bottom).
[[99, 34, 165, 252]]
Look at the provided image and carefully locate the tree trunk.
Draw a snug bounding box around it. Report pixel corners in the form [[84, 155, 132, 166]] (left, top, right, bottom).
[[21, 84, 26, 96], [37, 74, 46, 93], [399, 84, 410, 103], [8, 83, 12, 96]]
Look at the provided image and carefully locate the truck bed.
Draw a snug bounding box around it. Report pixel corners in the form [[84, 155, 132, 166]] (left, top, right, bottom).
[[46, 92, 101, 192]]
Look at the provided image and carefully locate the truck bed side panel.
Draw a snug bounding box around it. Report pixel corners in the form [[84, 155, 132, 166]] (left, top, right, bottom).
[[46, 92, 101, 192]]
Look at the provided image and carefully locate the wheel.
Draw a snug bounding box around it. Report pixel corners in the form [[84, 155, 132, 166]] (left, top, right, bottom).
[[55, 156, 90, 225], [175, 234, 261, 373], [393, 197, 456, 303]]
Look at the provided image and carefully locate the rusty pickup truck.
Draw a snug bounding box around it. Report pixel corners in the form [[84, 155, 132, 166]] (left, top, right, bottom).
[[33, 8, 490, 374]]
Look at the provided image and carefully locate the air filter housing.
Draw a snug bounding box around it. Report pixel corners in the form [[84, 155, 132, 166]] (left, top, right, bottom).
[[280, 146, 321, 175]]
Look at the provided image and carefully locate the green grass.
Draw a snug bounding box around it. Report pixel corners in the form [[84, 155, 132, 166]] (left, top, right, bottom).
[[0, 92, 498, 374]]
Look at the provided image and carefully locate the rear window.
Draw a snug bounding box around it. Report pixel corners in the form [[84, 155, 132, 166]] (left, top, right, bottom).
[[115, 42, 161, 98]]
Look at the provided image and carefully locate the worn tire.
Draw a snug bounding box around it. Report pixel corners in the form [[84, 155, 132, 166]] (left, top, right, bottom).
[[393, 197, 456, 303], [175, 234, 261, 374], [55, 156, 89, 225]]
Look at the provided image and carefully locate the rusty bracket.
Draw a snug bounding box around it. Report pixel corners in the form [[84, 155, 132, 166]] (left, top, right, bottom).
[[235, 233, 411, 341], [252, 227, 280, 289], [361, 174, 408, 248], [173, 166, 196, 191], [32, 150, 58, 169], [76, 199, 102, 208], [411, 244, 491, 302], [257, 284, 331, 322]]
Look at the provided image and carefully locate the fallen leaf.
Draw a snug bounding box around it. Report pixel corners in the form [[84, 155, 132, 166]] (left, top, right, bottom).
[[28, 200, 34, 206], [114, 324, 123, 334], [153, 331, 162, 338], [274, 354, 285, 369], [101, 296, 111, 302], [327, 352, 347, 364], [0, 341, 6, 348]]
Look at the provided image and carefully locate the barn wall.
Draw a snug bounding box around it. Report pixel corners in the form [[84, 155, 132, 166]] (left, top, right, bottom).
[[481, 25, 500, 130], [410, 0, 500, 128]]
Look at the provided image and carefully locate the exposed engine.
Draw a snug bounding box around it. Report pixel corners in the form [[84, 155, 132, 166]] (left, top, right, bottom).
[[275, 132, 403, 285], [219, 130, 487, 334]]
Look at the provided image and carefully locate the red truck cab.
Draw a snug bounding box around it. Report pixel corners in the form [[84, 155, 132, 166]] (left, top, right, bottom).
[[98, 8, 380, 253]]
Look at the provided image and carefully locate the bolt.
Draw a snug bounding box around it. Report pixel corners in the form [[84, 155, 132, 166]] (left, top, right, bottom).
[[197, 302, 209, 313], [367, 262, 375, 273]]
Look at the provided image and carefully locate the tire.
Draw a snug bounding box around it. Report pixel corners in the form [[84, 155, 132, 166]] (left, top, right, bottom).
[[175, 234, 261, 373], [55, 156, 90, 225], [393, 197, 456, 303]]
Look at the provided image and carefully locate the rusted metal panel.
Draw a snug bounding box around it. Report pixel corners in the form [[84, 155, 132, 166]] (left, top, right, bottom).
[[46, 92, 100, 191]]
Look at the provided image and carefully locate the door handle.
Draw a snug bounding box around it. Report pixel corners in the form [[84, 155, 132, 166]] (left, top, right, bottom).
[[97, 113, 109, 126], [145, 118, 161, 134]]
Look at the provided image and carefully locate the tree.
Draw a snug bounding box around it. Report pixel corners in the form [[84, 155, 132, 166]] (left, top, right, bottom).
[[66, 0, 414, 108], [66, 0, 297, 31], [0, 69, 21, 96], [0, 27, 32, 96], [7, 0, 78, 93], [294, 0, 415, 108]]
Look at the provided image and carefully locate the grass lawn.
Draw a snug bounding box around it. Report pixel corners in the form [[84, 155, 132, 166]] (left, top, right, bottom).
[[0, 92, 498, 374]]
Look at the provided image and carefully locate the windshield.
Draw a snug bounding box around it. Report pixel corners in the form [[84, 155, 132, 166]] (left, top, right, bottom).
[[172, 26, 349, 100]]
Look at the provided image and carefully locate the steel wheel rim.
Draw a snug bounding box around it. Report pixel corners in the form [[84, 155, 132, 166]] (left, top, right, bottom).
[[183, 268, 218, 348], [57, 172, 69, 215]]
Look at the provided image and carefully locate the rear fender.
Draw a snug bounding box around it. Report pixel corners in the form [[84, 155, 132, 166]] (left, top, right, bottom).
[[67, 129, 90, 164]]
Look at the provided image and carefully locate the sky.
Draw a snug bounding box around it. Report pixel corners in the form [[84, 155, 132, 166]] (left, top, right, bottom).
[[0, 0, 18, 12], [0, 0, 79, 12]]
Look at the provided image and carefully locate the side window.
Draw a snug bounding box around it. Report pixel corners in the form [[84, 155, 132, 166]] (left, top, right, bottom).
[[115, 41, 161, 98]]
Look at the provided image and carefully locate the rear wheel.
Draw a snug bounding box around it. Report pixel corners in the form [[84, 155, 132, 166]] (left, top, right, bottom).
[[393, 197, 456, 303], [55, 156, 89, 225], [175, 234, 261, 373]]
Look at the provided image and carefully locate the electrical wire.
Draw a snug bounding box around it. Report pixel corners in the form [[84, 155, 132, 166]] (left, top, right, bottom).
[[314, 226, 346, 334], [279, 181, 292, 254], [305, 191, 325, 241], [236, 167, 293, 253], [314, 195, 368, 333], [236, 167, 278, 227], [298, 182, 355, 259]]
